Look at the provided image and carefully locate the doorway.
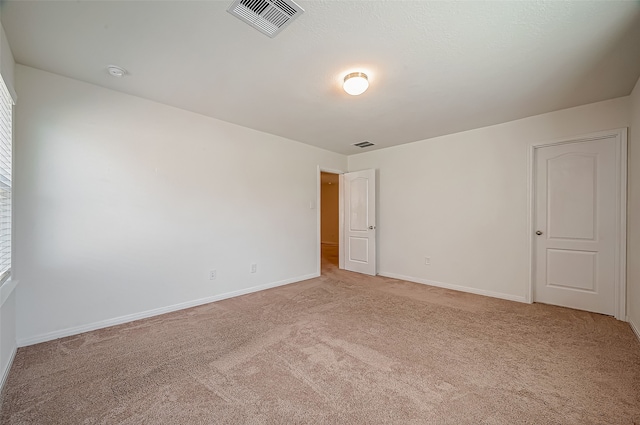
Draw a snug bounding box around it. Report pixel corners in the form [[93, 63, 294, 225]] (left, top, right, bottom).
[[320, 172, 340, 273], [530, 129, 627, 319], [317, 167, 377, 277]]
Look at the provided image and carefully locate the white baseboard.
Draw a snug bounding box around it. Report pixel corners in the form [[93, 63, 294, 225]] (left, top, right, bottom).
[[17, 272, 320, 347], [378, 271, 528, 304], [0, 345, 17, 391], [629, 316, 640, 343]]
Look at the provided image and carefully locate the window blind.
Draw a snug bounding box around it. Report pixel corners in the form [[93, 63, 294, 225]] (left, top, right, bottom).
[[0, 75, 12, 284]]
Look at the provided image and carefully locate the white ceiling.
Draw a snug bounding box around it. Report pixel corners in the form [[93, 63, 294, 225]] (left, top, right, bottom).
[[3, 1, 640, 155]]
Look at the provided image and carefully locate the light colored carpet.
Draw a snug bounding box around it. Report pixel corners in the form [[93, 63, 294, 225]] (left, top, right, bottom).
[[2, 245, 639, 424]]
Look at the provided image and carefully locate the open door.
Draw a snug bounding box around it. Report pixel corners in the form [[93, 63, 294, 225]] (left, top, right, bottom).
[[344, 169, 376, 275]]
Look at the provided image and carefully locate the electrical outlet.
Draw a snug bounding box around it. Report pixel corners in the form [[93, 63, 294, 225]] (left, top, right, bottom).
[[424, 257, 431, 266], [250, 263, 257, 273], [209, 270, 217, 280]]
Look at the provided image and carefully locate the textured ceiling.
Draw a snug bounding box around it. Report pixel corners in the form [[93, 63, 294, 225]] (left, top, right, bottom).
[[2, 1, 640, 155]]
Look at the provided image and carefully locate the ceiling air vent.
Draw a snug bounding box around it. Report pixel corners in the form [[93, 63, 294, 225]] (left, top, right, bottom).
[[353, 141, 375, 148], [228, 0, 304, 38]]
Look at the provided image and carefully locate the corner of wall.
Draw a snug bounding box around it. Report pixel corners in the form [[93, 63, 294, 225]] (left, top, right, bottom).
[[627, 74, 640, 336]]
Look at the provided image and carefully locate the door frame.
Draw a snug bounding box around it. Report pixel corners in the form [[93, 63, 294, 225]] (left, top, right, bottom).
[[317, 166, 346, 275], [527, 128, 627, 320]]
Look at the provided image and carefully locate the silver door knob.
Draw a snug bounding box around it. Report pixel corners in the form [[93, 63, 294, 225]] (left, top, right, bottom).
[[535, 230, 543, 235], [369, 225, 376, 230]]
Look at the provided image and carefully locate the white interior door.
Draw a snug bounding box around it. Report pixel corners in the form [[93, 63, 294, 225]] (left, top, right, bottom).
[[344, 169, 376, 276], [534, 136, 622, 316]]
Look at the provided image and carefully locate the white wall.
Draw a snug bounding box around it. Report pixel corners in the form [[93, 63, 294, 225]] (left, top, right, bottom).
[[349, 97, 630, 302], [628, 76, 640, 337], [0, 18, 16, 388], [321, 180, 339, 244], [14, 65, 346, 345], [1, 283, 16, 386], [0, 23, 15, 98]]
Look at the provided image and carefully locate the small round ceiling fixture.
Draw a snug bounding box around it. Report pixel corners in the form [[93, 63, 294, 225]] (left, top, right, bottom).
[[107, 65, 127, 77], [343, 72, 369, 96]]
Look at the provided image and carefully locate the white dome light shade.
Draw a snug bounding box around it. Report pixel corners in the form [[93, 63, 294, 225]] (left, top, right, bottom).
[[343, 72, 369, 95]]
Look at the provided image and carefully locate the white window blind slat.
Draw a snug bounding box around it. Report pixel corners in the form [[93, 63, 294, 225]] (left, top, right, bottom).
[[0, 75, 12, 282]]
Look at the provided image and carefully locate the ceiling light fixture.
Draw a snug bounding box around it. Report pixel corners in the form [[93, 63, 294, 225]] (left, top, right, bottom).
[[343, 72, 369, 96], [107, 65, 127, 77]]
